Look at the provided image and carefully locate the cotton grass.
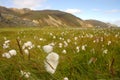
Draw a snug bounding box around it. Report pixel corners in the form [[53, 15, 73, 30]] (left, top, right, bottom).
[[43, 44, 59, 74], [44, 52, 59, 74], [2, 49, 17, 59], [64, 77, 69, 80], [43, 45, 53, 53]]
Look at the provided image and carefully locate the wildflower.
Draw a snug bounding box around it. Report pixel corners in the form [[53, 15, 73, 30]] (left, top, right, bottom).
[[89, 34, 93, 38], [59, 37, 62, 40], [59, 37, 64, 40], [107, 41, 111, 45], [44, 52, 59, 74], [2, 49, 17, 58], [115, 34, 118, 38], [3, 43, 9, 49], [22, 41, 34, 49], [39, 38, 43, 41], [24, 72, 30, 78], [50, 33, 53, 36], [9, 49, 17, 56], [62, 49, 67, 54], [4, 40, 10, 44], [81, 35, 84, 38], [58, 43, 63, 48], [64, 41, 68, 47], [67, 39, 71, 43], [74, 37, 78, 40], [20, 70, 31, 78], [64, 77, 69, 80], [81, 45, 87, 51], [2, 52, 11, 59], [93, 40, 96, 43], [37, 45, 41, 48], [103, 49, 108, 54], [48, 42, 55, 46], [53, 36, 56, 39], [24, 49, 29, 55], [43, 45, 53, 53], [76, 46, 80, 52], [3, 40, 10, 49]]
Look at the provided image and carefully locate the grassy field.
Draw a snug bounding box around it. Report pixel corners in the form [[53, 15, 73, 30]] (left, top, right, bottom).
[[0, 27, 120, 80]]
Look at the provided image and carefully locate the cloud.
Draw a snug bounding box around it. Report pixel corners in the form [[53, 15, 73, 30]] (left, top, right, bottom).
[[105, 9, 120, 14], [13, 0, 46, 9], [65, 9, 82, 14]]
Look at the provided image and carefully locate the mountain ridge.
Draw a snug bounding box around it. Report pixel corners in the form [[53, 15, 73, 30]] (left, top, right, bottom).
[[0, 6, 115, 27]]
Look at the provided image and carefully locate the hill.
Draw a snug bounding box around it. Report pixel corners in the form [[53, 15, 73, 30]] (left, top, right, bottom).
[[85, 19, 110, 28], [0, 6, 114, 27]]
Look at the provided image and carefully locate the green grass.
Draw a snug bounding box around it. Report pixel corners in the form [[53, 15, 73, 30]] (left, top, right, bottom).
[[0, 27, 120, 80]]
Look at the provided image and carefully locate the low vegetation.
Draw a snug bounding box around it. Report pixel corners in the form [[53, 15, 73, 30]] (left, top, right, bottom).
[[0, 27, 120, 80]]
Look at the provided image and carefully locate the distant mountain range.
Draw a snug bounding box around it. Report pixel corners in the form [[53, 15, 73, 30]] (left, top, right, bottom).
[[0, 6, 117, 27]]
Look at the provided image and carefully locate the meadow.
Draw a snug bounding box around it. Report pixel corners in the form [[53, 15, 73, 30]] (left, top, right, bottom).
[[0, 27, 120, 80]]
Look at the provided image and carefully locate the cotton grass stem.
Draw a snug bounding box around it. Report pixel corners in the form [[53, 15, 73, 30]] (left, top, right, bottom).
[[28, 50, 30, 60], [109, 57, 115, 77], [45, 59, 55, 70], [16, 39, 24, 59]]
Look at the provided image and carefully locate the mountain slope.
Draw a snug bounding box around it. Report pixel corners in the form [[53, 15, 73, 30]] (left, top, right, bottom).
[[85, 19, 109, 28], [19, 10, 83, 27], [0, 6, 94, 27], [0, 6, 113, 28]]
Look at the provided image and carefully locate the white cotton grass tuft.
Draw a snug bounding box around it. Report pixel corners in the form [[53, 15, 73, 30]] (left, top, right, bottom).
[[2, 49, 17, 59], [43, 45, 53, 53], [2, 52, 11, 59], [53, 36, 56, 39], [24, 49, 29, 55], [22, 41, 34, 50], [20, 70, 31, 78], [64, 77, 69, 80], [39, 38, 44, 41], [62, 49, 67, 54], [4, 40, 10, 44], [37, 45, 41, 48], [3, 40, 10, 49], [103, 49, 108, 54], [44, 52, 59, 74], [107, 41, 111, 45], [9, 49, 17, 56], [67, 39, 71, 43], [3, 43, 9, 49], [74, 37, 78, 40], [58, 43, 63, 48], [64, 41, 68, 47], [76, 46, 80, 53], [81, 45, 86, 51], [48, 42, 56, 46]]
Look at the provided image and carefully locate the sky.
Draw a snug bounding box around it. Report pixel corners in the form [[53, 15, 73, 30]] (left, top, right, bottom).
[[0, 0, 120, 26]]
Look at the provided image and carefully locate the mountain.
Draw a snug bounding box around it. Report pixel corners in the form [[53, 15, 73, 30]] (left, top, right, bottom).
[[0, 6, 113, 27], [85, 19, 110, 28]]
